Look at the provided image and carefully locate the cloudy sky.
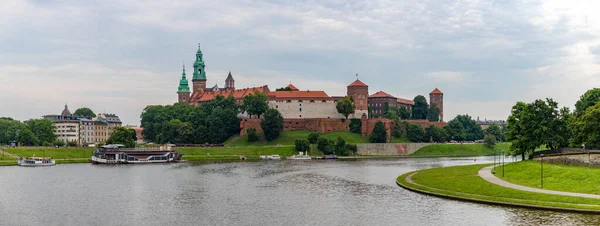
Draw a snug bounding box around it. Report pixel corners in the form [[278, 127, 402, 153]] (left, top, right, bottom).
[[1, 0, 599, 125]]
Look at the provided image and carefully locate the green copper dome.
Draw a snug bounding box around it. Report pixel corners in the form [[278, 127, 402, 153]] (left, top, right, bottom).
[[178, 65, 190, 93], [192, 43, 207, 81]]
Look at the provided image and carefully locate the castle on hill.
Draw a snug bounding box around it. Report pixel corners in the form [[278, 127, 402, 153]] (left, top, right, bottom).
[[176, 44, 443, 121]]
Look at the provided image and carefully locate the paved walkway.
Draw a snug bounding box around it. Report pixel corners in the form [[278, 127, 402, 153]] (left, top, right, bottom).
[[479, 165, 600, 199]]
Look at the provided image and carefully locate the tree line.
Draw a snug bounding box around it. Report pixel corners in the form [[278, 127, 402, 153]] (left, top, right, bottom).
[[506, 88, 600, 159]]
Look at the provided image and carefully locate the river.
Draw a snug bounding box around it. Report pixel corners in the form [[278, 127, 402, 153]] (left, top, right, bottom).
[[0, 157, 599, 226]]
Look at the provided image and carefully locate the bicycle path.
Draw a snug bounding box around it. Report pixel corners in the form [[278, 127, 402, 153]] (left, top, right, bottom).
[[478, 165, 600, 199]]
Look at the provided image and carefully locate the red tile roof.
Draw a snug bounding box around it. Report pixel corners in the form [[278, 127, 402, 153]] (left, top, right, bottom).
[[191, 85, 269, 103], [430, 88, 443, 94], [397, 98, 415, 105], [268, 90, 331, 100], [369, 91, 394, 98], [348, 79, 368, 87], [286, 84, 299, 91]]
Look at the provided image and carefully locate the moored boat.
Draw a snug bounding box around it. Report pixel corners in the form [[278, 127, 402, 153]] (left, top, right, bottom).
[[288, 152, 311, 160], [92, 144, 183, 164], [260, 155, 281, 160], [18, 157, 55, 167], [322, 155, 338, 160]]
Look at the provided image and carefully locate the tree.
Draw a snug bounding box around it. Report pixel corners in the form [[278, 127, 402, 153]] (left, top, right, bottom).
[[157, 119, 194, 144], [406, 124, 424, 142], [334, 137, 348, 156], [247, 128, 258, 142], [261, 109, 284, 141], [427, 103, 440, 122], [484, 124, 505, 142], [369, 121, 387, 143], [317, 137, 334, 154], [398, 107, 411, 120], [484, 134, 497, 148], [17, 128, 39, 146], [506, 99, 570, 160], [276, 87, 293, 91], [25, 119, 56, 145], [243, 90, 269, 118], [74, 107, 96, 118], [424, 125, 442, 142], [575, 88, 600, 116], [412, 95, 429, 120], [295, 139, 310, 153], [0, 118, 26, 145], [349, 119, 362, 134], [578, 102, 600, 148], [444, 115, 484, 142], [107, 126, 136, 148], [384, 107, 399, 120], [308, 132, 320, 144], [336, 96, 355, 119]]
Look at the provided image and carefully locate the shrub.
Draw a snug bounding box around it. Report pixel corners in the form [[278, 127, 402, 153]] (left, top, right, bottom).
[[349, 119, 362, 134], [67, 140, 78, 147], [308, 132, 320, 144], [335, 137, 348, 156], [295, 139, 310, 154], [484, 134, 497, 148], [407, 123, 424, 142], [52, 140, 65, 147], [247, 128, 258, 142], [317, 137, 334, 154], [42, 141, 53, 147], [346, 144, 358, 156]]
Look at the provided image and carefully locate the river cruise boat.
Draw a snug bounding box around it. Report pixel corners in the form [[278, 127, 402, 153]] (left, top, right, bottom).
[[260, 155, 281, 160], [18, 157, 55, 167], [92, 144, 183, 164], [288, 152, 311, 160]]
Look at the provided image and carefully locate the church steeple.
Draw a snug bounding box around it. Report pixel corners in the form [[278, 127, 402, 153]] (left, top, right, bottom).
[[192, 43, 207, 93], [177, 64, 191, 103], [225, 71, 235, 90]]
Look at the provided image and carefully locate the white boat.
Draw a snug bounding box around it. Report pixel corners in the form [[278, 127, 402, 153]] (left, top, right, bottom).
[[92, 144, 182, 164], [260, 155, 281, 160], [288, 152, 311, 160], [18, 157, 55, 167]]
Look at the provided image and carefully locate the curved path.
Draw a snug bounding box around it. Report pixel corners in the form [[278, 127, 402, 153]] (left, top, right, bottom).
[[478, 165, 600, 199]]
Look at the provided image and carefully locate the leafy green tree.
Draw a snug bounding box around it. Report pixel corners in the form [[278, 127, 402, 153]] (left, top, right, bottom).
[[424, 125, 442, 142], [107, 126, 136, 148], [398, 107, 411, 119], [53, 139, 65, 147], [369, 121, 387, 143], [243, 90, 269, 118], [276, 87, 293, 91], [346, 144, 358, 156], [17, 128, 39, 146], [506, 99, 570, 160], [74, 107, 96, 118], [247, 128, 258, 142], [444, 115, 483, 142], [317, 137, 334, 154], [295, 139, 310, 153], [575, 88, 600, 116], [0, 118, 26, 145], [157, 119, 194, 144], [336, 96, 355, 119], [308, 132, 320, 144], [391, 119, 403, 138], [25, 119, 56, 144], [412, 95, 429, 120], [349, 119, 362, 134], [335, 137, 348, 156], [427, 103, 440, 122], [484, 134, 497, 148], [484, 124, 505, 142], [406, 123, 424, 142], [207, 108, 228, 144], [578, 102, 600, 148], [67, 140, 77, 146], [261, 109, 284, 141], [384, 107, 399, 120]]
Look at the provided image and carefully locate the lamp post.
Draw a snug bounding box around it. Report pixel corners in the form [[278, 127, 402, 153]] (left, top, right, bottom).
[[502, 149, 505, 177], [540, 154, 544, 188]]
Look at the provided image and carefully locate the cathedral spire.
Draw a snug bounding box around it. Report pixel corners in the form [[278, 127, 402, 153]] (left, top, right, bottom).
[[192, 43, 206, 81], [178, 64, 190, 93]]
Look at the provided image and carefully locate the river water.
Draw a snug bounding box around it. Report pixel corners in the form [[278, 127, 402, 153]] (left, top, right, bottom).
[[0, 157, 599, 226]]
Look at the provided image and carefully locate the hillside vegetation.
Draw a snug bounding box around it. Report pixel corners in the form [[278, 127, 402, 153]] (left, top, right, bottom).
[[410, 143, 510, 156], [226, 130, 408, 146]]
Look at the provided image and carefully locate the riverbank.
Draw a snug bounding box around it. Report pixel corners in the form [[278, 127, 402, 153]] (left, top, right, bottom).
[[409, 143, 510, 156], [397, 164, 600, 212]]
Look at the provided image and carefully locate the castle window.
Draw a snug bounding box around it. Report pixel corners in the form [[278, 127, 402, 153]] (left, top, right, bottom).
[[286, 100, 291, 103], [298, 100, 303, 103], [322, 100, 326, 103], [276, 105, 278, 109], [310, 100, 315, 103], [299, 115, 302, 118], [299, 108, 302, 112]]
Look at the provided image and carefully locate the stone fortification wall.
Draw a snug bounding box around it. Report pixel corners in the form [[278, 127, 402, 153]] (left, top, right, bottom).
[[357, 143, 433, 155], [533, 151, 600, 167]]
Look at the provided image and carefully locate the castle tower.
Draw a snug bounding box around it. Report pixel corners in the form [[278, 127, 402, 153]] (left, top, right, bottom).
[[192, 43, 207, 93], [225, 71, 235, 90], [429, 88, 444, 122], [347, 79, 369, 118], [177, 64, 191, 103]]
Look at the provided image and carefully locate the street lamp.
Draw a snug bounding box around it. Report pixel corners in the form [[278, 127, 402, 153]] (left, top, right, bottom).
[[540, 154, 544, 188]]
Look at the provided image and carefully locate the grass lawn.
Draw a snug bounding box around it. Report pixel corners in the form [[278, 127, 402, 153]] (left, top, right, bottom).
[[410, 143, 510, 156], [227, 130, 372, 146], [3, 148, 95, 159], [500, 160, 600, 195], [398, 164, 600, 211], [179, 146, 299, 160]]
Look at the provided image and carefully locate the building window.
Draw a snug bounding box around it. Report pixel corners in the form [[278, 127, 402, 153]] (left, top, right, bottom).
[[299, 115, 302, 118], [286, 100, 291, 103], [310, 100, 315, 103], [322, 100, 326, 103], [299, 108, 302, 112], [298, 100, 303, 103], [276, 105, 278, 109]]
